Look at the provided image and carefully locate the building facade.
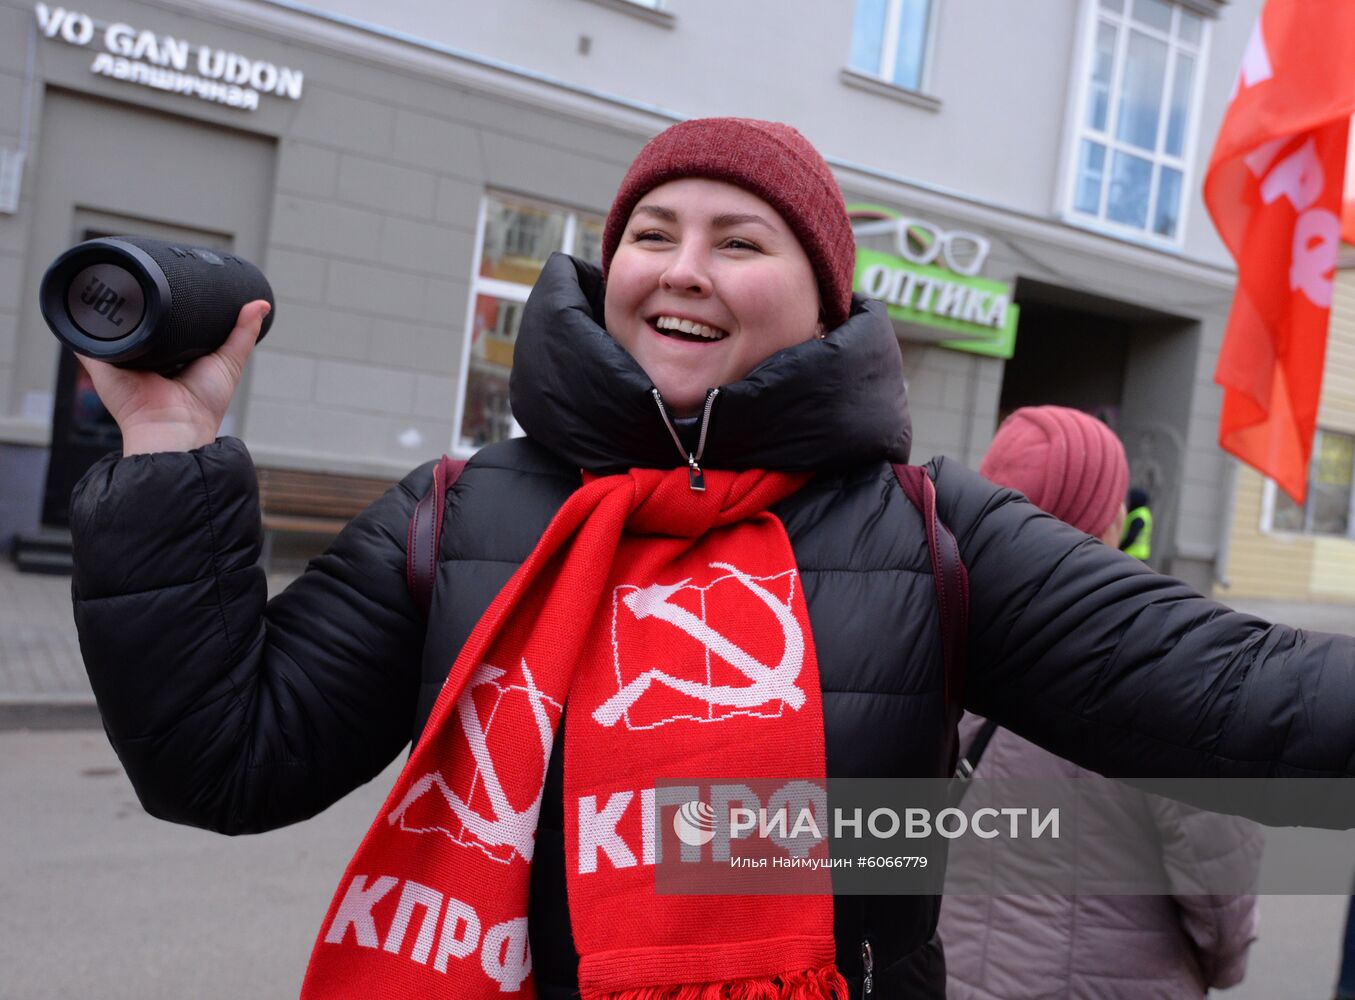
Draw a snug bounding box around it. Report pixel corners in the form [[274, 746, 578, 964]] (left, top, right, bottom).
[[0, 0, 1263, 591]]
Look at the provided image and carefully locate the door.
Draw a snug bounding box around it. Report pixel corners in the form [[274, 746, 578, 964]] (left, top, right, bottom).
[[18, 89, 275, 528]]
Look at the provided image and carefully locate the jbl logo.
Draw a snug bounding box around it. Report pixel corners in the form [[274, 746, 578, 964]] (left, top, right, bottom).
[[79, 277, 128, 327]]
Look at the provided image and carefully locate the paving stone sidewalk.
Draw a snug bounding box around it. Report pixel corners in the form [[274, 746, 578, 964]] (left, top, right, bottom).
[[1223, 595, 1354, 636], [0, 559, 300, 727], [0, 560, 86, 711]]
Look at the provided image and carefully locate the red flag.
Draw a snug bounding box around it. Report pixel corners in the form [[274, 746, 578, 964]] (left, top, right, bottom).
[[1204, 0, 1355, 503]]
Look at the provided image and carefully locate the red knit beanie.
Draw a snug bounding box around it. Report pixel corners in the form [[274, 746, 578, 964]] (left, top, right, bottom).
[[601, 117, 857, 329], [979, 406, 1129, 539]]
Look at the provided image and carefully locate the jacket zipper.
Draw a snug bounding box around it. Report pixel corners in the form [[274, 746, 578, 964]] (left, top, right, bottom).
[[861, 938, 874, 998], [650, 387, 720, 491]]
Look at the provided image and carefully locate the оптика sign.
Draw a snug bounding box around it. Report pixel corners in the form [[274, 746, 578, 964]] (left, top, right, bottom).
[[849, 205, 1020, 360]]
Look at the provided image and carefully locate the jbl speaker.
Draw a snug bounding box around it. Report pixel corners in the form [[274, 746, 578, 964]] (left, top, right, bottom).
[[39, 236, 275, 371]]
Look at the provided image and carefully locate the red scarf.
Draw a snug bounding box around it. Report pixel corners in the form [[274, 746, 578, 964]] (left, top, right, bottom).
[[301, 467, 847, 999]]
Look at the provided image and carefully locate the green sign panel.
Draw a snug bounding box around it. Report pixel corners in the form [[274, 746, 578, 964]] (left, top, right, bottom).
[[854, 247, 1019, 360]]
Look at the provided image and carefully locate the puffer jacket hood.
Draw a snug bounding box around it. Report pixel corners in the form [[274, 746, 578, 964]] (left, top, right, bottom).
[[509, 253, 912, 473]]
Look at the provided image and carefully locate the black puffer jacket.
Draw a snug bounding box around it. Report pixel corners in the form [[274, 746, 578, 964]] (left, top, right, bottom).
[[71, 255, 1355, 999]]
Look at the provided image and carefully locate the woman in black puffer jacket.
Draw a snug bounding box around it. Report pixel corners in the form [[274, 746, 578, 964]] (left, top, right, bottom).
[[69, 119, 1355, 1000]]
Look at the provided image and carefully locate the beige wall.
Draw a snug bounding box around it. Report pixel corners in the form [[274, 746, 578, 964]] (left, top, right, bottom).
[[0, 0, 667, 477], [299, 0, 1259, 268], [1218, 268, 1355, 603], [1323, 269, 1355, 431]]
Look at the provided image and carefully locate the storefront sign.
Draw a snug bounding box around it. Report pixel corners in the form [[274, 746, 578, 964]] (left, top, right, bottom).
[[849, 205, 1019, 360], [34, 4, 303, 112]]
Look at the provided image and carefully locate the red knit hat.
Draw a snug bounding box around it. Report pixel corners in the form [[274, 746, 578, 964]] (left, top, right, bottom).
[[601, 117, 857, 329], [979, 406, 1129, 539]]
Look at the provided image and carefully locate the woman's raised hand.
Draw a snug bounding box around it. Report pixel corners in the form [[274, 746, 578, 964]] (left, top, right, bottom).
[[77, 299, 271, 456]]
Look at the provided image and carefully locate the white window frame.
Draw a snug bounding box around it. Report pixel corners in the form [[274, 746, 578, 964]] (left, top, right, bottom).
[[1056, 0, 1212, 249], [578, 0, 675, 27], [451, 193, 601, 457], [1260, 428, 1355, 539], [847, 0, 942, 95]]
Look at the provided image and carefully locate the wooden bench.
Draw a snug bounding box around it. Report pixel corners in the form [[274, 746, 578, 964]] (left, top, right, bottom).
[[257, 466, 396, 568]]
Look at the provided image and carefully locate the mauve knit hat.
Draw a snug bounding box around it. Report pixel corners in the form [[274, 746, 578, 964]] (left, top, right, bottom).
[[601, 117, 857, 329], [979, 405, 1129, 539]]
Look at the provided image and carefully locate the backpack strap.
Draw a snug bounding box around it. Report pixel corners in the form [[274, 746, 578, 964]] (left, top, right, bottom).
[[948, 717, 1000, 806], [891, 464, 970, 721], [405, 457, 972, 713], [406, 456, 465, 618]]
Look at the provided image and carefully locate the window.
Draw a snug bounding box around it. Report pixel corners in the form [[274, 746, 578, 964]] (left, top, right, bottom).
[[1265, 429, 1355, 538], [1066, 0, 1207, 242], [848, 0, 935, 92], [455, 194, 604, 453], [578, 0, 674, 25]]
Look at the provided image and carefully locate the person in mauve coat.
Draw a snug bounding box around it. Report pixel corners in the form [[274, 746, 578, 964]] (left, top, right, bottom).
[[938, 406, 1261, 1000]]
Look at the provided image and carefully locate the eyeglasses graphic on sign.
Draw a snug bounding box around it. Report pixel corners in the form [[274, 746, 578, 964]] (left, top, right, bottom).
[[846, 203, 1019, 361], [849, 209, 992, 277]]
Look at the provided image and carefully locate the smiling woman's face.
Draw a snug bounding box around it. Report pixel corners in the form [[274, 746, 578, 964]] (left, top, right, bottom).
[[603, 177, 822, 416]]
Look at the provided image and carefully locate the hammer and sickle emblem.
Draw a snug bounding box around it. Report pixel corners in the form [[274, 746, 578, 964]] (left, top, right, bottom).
[[389, 660, 557, 864], [592, 562, 806, 728]]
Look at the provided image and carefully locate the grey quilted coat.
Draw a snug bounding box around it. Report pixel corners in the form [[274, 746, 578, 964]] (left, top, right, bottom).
[[939, 712, 1262, 999]]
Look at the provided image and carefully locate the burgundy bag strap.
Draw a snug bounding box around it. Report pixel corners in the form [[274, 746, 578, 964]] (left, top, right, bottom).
[[406, 456, 465, 618], [405, 457, 970, 712], [891, 464, 970, 719]]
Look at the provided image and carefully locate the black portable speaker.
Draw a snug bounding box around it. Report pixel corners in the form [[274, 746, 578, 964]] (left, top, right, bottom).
[[39, 236, 275, 371]]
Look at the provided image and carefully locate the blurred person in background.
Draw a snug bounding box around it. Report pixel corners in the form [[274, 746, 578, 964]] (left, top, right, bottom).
[[939, 406, 1261, 1000], [1119, 485, 1153, 561]]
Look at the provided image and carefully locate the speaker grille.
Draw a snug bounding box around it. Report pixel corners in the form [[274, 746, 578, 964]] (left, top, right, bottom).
[[117, 236, 274, 368]]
